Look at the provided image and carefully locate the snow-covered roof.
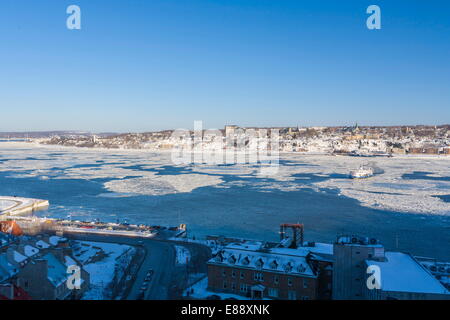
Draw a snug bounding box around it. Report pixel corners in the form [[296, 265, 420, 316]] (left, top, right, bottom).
[[226, 241, 264, 251], [209, 245, 316, 277], [35, 240, 50, 249], [42, 253, 68, 287], [64, 255, 77, 268], [24, 245, 39, 257], [366, 252, 449, 294], [49, 236, 67, 246], [0, 239, 8, 248], [307, 242, 334, 255], [12, 250, 27, 263], [270, 242, 333, 258], [336, 236, 382, 247], [0, 254, 18, 282], [0, 234, 13, 248]]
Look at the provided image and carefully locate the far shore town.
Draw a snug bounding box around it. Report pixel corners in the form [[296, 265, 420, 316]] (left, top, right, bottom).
[[0, 196, 449, 300], [3, 124, 450, 156]]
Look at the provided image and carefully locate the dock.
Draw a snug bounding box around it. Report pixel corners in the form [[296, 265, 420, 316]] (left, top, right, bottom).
[[0, 196, 186, 239], [0, 196, 49, 216]]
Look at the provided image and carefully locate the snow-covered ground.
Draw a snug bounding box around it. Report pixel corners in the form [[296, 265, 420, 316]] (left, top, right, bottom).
[[184, 277, 272, 300], [184, 277, 252, 300], [0, 199, 16, 212], [71, 240, 136, 300]]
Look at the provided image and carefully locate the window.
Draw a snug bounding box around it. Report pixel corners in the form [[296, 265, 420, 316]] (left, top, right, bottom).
[[231, 282, 236, 290], [288, 290, 297, 300], [288, 278, 293, 287], [274, 275, 279, 284], [223, 281, 227, 289], [240, 283, 248, 293], [255, 258, 264, 269], [303, 279, 308, 289], [222, 269, 226, 277], [268, 288, 279, 298], [240, 272, 245, 280], [232, 270, 236, 278], [254, 272, 264, 281]]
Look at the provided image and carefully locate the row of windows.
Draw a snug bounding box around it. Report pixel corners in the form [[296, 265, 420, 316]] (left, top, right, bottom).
[[222, 281, 310, 300], [221, 281, 252, 294], [221, 269, 309, 288]]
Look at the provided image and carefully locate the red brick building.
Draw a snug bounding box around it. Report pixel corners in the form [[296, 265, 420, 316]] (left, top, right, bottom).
[[206, 242, 323, 300]]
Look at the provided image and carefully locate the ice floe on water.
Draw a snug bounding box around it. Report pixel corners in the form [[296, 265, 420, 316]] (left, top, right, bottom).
[[0, 142, 450, 215], [306, 155, 450, 215], [191, 165, 257, 176], [104, 173, 223, 196]]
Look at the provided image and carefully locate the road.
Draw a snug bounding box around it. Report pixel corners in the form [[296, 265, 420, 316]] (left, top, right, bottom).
[[127, 240, 176, 300], [64, 232, 211, 300]]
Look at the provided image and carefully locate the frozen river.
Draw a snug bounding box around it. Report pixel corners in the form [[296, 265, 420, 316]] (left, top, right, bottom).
[[0, 142, 449, 260]]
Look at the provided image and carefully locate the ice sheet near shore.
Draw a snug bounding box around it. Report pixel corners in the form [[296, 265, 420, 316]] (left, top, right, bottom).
[[0, 141, 450, 215]]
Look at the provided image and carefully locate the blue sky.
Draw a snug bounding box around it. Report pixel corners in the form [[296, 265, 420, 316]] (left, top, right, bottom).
[[0, 0, 449, 132]]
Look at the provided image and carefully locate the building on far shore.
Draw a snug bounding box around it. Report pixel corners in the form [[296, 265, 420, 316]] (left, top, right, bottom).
[[224, 125, 240, 139]]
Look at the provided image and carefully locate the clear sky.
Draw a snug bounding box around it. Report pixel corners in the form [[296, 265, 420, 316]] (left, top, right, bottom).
[[0, 0, 449, 132]]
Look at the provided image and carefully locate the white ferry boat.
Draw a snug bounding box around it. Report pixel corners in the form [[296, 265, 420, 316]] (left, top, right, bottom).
[[350, 165, 374, 179]]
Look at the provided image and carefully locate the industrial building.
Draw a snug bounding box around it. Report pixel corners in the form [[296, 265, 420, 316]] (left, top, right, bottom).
[[332, 235, 450, 300]]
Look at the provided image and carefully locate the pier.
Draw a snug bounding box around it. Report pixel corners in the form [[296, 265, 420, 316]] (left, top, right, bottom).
[[0, 196, 49, 216], [0, 196, 186, 239]]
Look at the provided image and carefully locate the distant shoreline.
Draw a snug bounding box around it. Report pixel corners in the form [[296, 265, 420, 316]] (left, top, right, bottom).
[[1, 141, 450, 161]]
